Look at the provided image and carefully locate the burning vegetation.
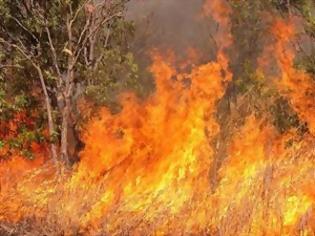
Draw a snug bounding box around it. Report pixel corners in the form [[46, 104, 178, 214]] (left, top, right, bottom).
[[1, 0, 315, 235]]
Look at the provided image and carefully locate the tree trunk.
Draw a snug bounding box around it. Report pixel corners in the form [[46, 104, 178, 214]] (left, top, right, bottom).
[[34, 65, 58, 164], [60, 62, 75, 166], [61, 96, 71, 166]]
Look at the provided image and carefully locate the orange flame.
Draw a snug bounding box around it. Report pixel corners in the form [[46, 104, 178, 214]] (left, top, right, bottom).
[[1, 3, 315, 236], [76, 51, 232, 230], [203, 0, 232, 66], [271, 18, 315, 135]]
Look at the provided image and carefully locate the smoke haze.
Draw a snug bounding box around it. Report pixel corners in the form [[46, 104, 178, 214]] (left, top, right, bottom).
[[127, 0, 218, 62]]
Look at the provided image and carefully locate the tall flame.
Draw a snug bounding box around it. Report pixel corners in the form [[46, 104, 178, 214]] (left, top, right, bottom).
[[75, 49, 232, 232], [1, 2, 315, 236]]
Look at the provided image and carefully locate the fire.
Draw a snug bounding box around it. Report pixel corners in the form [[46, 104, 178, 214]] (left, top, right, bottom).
[[0, 113, 47, 224], [203, 0, 232, 51], [0, 112, 47, 193], [1, 1, 315, 235], [75, 50, 232, 232], [271, 18, 315, 135]]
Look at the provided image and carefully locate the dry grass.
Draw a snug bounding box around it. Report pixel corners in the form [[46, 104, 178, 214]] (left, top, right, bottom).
[[1, 136, 315, 235]]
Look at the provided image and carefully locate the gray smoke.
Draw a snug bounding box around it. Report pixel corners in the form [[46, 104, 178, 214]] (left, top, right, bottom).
[[126, 0, 217, 63]]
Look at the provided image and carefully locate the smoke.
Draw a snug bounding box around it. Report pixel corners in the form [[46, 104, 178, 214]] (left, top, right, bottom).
[[126, 0, 218, 63]]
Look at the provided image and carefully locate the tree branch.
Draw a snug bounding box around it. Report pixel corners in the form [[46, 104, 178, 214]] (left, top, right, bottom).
[[10, 16, 39, 44], [0, 37, 34, 63], [92, 24, 112, 70], [0, 37, 58, 164], [70, 0, 90, 26], [72, 12, 122, 66], [45, 26, 62, 86], [0, 64, 23, 70], [34, 64, 58, 164]]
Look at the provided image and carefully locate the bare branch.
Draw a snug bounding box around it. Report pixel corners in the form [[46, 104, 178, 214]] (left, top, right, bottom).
[[83, 46, 90, 66], [10, 16, 39, 44], [2, 28, 32, 58], [45, 26, 62, 85], [70, 0, 90, 25], [104, 24, 112, 49], [93, 24, 112, 70], [0, 64, 23, 70], [0, 37, 34, 63], [87, 12, 122, 42], [75, 16, 91, 53], [72, 12, 122, 66]]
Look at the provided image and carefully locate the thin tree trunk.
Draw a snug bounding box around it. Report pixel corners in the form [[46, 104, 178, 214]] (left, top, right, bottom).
[[61, 96, 71, 166], [34, 65, 58, 164], [60, 15, 74, 167], [60, 67, 74, 166]]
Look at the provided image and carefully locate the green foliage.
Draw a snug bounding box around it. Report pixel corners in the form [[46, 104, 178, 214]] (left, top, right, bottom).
[[271, 0, 315, 77], [234, 60, 305, 134], [0, 86, 48, 159], [226, 0, 312, 136], [270, 97, 307, 134], [230, 0, 266, 78], [0, 0, 141, 160], [85, 50, 139, 106]]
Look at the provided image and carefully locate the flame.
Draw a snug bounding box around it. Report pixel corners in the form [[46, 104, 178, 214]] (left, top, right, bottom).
[[203, 0, 232, 51], [75, 51, 232, 231], [0, 112, 48, 223], [1, 2, 315, 236], [0, 112, 47, 190], [271, 18, 315, 135]]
